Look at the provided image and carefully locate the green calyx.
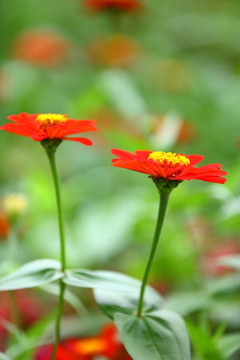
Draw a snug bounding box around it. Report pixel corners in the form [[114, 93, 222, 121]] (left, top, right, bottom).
[[151, 177, 182, 193], [41, 139, 62, 153]]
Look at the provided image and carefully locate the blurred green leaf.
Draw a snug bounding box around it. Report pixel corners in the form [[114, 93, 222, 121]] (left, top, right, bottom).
[[187, 322, 224, 360], [94, 286, 163, 319], [42, 283, 88, 317], [71, 86, 109, 117], [99, 70, 147, 119], [0, 354, 12, 360], [207, 274, 240, 296], [218, 333, 240, 359], [165, 291, 210, 316], [63, 269, 142, 292], [114, 309, 190, 360], [217, 255, 240, 271], [0, 259, 62, 291], [7, 312, 55, 360]]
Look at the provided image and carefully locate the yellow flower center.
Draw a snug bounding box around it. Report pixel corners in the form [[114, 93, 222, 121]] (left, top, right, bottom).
[[74, 338, 106, 354], [148, 151, 190, 167], [35, 113, 67, 129]]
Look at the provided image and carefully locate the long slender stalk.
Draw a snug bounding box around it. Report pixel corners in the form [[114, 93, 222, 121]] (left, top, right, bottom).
[[8, 225, 21, 329], [46, 151, 66, 271], [137, 190, 170, 318], [46, 150, 66, 360]]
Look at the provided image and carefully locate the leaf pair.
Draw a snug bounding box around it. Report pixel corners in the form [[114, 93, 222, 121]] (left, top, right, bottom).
[[0, 260, 191, 360]]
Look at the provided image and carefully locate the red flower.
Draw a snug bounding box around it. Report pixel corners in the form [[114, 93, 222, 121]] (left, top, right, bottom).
[[84, 0, 142, 12], [111, 149, 227, 184], [12, 30, 69, 67], [0, 113, 98, 146], [35, 324, 132, 360], [0, 212, 10, 240]]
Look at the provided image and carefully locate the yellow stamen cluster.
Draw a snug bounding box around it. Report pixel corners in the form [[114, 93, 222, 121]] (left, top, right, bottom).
[[35, 113, 67, 129], [148, 151, 190, 167], [2, 194, 28, 217], [75, 338, 106, 354]]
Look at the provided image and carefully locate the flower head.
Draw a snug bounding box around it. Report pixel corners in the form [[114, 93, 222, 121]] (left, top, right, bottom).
[[111, 149, 227, 190], [2, 193, 28, 218], [0, 113, 98, 146], [84, 0, 142, 13], [13, 29, 69, 67]]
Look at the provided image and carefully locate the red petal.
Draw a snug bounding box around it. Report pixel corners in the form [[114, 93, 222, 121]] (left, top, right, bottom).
[[63, 137, 93, 145], [0, 123, 33, 137], [187, 154, 204, 166]]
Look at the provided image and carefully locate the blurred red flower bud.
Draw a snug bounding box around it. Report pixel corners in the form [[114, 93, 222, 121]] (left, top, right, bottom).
[[84, 0, 142, 13], [12, 30, 70, 67]]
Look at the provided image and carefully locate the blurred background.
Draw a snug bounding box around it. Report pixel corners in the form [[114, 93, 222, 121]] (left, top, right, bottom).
[[0, 0, 240, 359]]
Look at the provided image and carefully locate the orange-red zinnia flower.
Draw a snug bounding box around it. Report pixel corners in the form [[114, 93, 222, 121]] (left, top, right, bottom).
[[84, 0, 142, 12], [111, 149, 227, 184], [12, 30, 69, 67], [0, 113, 98, 145]]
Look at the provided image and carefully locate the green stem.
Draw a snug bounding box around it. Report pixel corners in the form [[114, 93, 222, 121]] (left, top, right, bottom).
[[8, 225, 21, 329], [46, 151, 66, 272], [50, 281, 66, 360], [46, 150, 66, 360], [137, 190, 170, 318]]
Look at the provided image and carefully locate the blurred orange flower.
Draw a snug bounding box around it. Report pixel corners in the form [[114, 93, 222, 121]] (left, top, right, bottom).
[[0, 113, 98, 145], [12, 30, 69, 67], [84, 0, 142, 12], [35, 324, 132, 359], [0, 212, 10, 240], [89, 34, 139, 67], [111, 149, 227, 184]]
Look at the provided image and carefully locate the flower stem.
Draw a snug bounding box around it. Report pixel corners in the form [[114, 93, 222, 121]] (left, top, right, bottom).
[[46, 150, 66, 360], [46, 151, 66, 272], [137, 190, 170, 318]]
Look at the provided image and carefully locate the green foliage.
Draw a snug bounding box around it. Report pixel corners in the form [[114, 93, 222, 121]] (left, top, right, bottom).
[[217, 255, 240, 271], [0, 259, 62, 290], [187, 322, 225, 360], [218, 333, 240, 359], [94, 286, 163, 319], [115, 310, 190, 360], [63, 269, 143, 291]]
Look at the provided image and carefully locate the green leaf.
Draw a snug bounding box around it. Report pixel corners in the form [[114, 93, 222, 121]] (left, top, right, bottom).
[[217, 255, 240, 270], [207, 273, 240, 295], [63, 269, 142, 292], [42, 283, 88, 317], [114, 309, 191, 360], [218, 333, 240, 358], [94, 286, 163, 319], [0, 259, 63, 291], [165, 291, 209, 316], [93, 286, 164, 319], [6, 312, 55, 360], [187, 322, 224, 360], [0, 354, 12, 360]]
